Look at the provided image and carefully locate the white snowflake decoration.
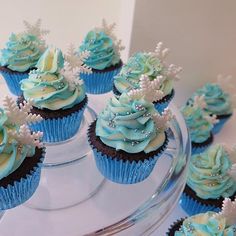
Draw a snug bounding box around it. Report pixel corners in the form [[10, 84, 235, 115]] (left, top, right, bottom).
[[217, 74, 236, 109], [128, 74, 164, 102], [3, 96, 42, 126], [213, 197, 236, 225], [96, 19, 125, 57], [8, 124, 43, 148], [152, 108, 173, 130], [23, 18, 49, 40], [61, 44, 92, 91], [204, 114, 219, 125], [193, 95, 207, 109]]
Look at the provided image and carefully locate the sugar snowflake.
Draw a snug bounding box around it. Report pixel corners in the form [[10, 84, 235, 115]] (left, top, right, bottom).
[[152, 108, 173, 130]]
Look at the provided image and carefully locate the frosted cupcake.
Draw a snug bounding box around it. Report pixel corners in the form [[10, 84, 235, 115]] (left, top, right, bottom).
[[181, 95, 217, 154], [113, 42, 182, 112], [88, 84, 172, 184], [167, 198, 236, 235], [20, 46, 90, 142], [189, 75, 235, 134], [78, 19, 124, 94], [180, 144, 236, 215], [0, 19, 49, 96], [0, 96, 45, 210]]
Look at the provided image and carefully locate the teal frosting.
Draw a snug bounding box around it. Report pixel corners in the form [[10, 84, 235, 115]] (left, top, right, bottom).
[[95, 93, 166, 154], [181, 105, 213, 143], [21, 47, 86, 110], [190, 83, 233, 116], [114, 52, 173, 96], [175, 212, 236, 236], [79, 30, 120, 70], [0, 33, 43, 72], [0, 108, 35, 181], [187, 144, 236, 199]]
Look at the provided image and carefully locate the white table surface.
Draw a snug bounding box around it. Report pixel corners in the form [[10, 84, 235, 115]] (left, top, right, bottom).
[[0, 82, 235, 236]]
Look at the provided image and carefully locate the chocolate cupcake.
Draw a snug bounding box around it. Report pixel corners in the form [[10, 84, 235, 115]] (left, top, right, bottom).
[[88, 91, 172, 184], [0, 96, 45, 210], [0, 19, 49, 96], [181, 95, 217, 154], [113, 42, 182, 112], [20, 46, 89, 142], [168, 198, 236, 235], [180, 144, 236, 215], [78, 19, 124, 94]]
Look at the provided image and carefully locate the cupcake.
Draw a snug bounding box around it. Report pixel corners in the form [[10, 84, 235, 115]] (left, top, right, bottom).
[[113, 42, 182, 112], [20, 45, 89, 143], [180, 144, 236, 215], [78, 19, 124, 94], [189, 75, 236, 134], [0, 19, 49, 96], [181, 95, 217, 154], [88, 85, 172, 184], [167, 197, 236, 235], [0, 96, 45, 210]]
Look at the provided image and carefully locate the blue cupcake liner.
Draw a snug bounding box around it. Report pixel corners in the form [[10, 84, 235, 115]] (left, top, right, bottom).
[[179, 192, 220, 216], [212, 116, 230, 135], [191, 143, 209, 155], [30, 106, 86, 143], [92, 148, 163, 184], [0, 69, 28, 96], [0, 149, 45, 210], [80, 67, 121, 94]]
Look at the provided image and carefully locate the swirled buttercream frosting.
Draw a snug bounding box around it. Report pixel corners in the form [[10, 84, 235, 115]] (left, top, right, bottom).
[[21, 47, 86, 110], [187, 144, 236, 199], [174, 212, 236, 236], [0, 33, 43, 72], [79, 30, 120, 70], [95, 93, 166, 154]]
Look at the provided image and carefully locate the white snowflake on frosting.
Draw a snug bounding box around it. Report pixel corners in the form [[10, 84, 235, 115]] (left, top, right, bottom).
[[61, 44, 92, 91], [204, 114, 219, 125], [96, 19, 125, 57], [152, 108, 173, 130], [8, 124, 43, 148], [213, 197, 236, 225], [3, 96, 42, 126], [128, 74, 164, 102], [217, 74, 236, 109], [192, 95, 207, 109]]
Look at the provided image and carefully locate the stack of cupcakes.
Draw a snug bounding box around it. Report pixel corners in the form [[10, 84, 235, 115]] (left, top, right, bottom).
[[78, 19, 124, 94], [113, 42, 182, 112], [20, 45, 91, 142], [88, 76, 172, 184], [0, 19, 49, 96], [0, 96, 45, 210]]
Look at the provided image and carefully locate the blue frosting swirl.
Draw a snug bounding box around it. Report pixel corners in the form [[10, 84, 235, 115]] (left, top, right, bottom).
[[0, 33, 43, 72], [79, 30, 120, 70], [96, 93, 166, 154]]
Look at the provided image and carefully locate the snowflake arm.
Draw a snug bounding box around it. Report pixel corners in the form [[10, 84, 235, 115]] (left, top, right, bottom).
[[152, 108, 173, 130], [192, 95, 207, 109]]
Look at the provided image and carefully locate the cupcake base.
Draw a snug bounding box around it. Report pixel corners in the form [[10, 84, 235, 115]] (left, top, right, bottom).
[[0, 66, 31, 96], [81, 61, 122, 94], [166, 219, 185, 236], [153, 89, 175, 113], [191, 133, 213, 155], [180, 184, 236, 215], [88, 120, 169, 184], [212, 113, 232, 134], [0, 147, 45, 210], [18, 96, 88, 143]]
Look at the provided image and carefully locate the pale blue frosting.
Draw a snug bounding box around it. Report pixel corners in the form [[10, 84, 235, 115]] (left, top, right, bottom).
[[190, 83, 233, 116], [0, 33, 43, 72], [95, 93, 166, 154], [114, 52, 173, 96], [187, 144, 236, 199], [21, 47, 86, 110], [175, 212, 236, 236], [79, 30, 120, 70], [0, 108, 35, 180], [181, 105, 213, 143]]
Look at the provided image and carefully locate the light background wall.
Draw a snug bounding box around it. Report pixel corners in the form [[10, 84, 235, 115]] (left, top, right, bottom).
[[130, 0, 236, 105]]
